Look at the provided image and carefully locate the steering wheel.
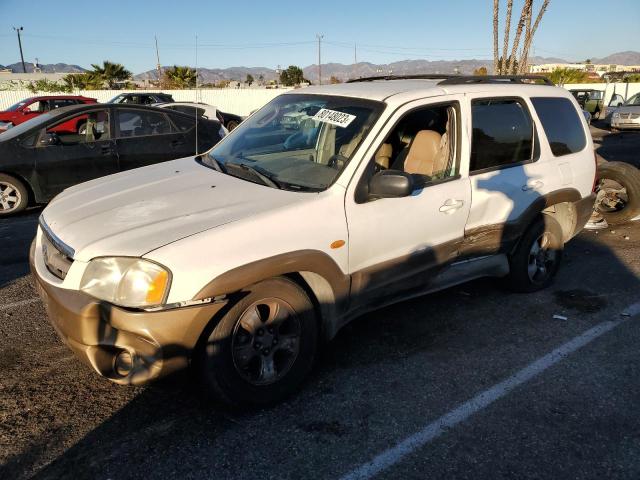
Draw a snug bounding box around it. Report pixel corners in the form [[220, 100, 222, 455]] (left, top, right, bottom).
[[327, 154, 348, 170]]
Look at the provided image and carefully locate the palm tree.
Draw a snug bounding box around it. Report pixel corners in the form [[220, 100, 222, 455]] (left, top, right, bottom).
[[492, 0, 551, 75], [90, 61, 132, 88], [164, 65, 197, 89], [500, 0, 513, 74], [492, 0, 500, 74]]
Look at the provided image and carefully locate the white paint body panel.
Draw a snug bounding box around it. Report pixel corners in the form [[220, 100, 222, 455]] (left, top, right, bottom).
[[36, 80, 596, 308]]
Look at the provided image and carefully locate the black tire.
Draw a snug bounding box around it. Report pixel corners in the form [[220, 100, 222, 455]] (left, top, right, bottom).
[[198, 277, 317, 406], [226, 120, 239, 131], [0, 174, 29, 216], [595, 161, 640, 225], [505, 215, 564, 293]]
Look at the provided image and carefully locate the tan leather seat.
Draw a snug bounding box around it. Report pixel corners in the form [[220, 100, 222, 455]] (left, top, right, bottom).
[[403, 130, 442, 176], [374, 143, 392, 169]]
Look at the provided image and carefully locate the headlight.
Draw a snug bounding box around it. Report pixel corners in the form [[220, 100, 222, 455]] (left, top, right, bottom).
[[613, 112, 620, 118], [80, 257, 170, 308]]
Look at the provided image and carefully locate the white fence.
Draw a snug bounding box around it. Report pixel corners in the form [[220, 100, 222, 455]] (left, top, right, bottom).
[[0, 88, 292, 116], [0, 83, 638, 116]]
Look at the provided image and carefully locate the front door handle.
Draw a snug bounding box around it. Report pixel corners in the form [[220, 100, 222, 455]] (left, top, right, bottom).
[[100, 146, 112, 155], [522, 180, 544, 191], [439, 199, 464, 214]]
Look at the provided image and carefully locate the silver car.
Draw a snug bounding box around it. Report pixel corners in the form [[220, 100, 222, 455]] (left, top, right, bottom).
[[611, 93, 640, 130]]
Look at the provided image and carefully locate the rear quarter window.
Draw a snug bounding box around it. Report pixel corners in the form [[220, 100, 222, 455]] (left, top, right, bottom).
[[531, 97, 587, 157]]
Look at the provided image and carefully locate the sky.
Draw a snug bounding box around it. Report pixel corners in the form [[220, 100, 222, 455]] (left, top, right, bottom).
[[1, 0, 639, 74]]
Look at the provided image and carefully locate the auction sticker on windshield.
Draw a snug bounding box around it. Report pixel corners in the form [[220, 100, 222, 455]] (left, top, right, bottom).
[[312, 108, 356, 128]]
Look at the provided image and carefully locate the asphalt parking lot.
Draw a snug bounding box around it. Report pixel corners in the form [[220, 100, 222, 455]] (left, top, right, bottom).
[[2, 126, 640, 480]]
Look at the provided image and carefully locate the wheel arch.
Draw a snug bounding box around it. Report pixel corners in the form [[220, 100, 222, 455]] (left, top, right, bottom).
[[193, 250, 351, 342]]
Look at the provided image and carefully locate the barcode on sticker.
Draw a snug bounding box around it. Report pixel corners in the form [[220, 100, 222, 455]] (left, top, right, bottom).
[[312, 108, 356, 128]]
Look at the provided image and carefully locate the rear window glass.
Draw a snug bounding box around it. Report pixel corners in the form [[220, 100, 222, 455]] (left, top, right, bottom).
[[470, 98, 534, 172], [531, 97, 586, 156]]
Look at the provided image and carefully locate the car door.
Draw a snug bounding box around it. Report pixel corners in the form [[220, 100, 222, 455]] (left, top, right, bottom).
[[34, 108, 118, 199], [345, 96, 471, 308], [114, 107, 190, 170], [460, 95, 554, 257]]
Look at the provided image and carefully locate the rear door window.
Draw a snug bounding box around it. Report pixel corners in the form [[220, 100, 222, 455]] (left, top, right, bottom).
[[116, 109, 173, 137], [531, 97, 586, 156], [470, 98, 534, 173]]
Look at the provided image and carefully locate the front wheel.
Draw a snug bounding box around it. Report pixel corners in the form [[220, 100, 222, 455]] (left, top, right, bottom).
[[0, 174, 29, 216], [505, 215, 564, 293], [198, 277, 317, 406]]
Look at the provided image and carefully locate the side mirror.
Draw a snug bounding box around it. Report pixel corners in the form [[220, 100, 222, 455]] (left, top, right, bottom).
[[368, 170, 414, 199], [22, 107, 31, 114], [39, 132, 59, 146]]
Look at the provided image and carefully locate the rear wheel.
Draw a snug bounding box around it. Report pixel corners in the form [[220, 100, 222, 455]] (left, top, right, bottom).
[[0, 174, 28, 216], [198, 277, 317, 406], [505, 215, 564, 293]]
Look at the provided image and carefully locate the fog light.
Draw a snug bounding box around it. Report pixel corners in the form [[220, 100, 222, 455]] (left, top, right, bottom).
[[114, 350, 134, 377]]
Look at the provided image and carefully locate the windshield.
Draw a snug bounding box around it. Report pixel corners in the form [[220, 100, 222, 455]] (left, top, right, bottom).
[[624, 94, 640, 106], [0, 111, 55, 140], [5, 100, 30, 112], [203, 94, 383, 191], [107, 94, 125, 103]]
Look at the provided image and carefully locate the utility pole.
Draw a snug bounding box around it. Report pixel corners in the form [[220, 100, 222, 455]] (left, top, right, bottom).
[[155, 35, 162, 87], [353, 43, 357, 79], [13, 27, 26, 73], [316, 34, 323, 85]]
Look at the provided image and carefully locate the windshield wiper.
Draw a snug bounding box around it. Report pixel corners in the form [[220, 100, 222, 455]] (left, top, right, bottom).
[[225, 162, 282, 189], [202, 154, 226, 173]]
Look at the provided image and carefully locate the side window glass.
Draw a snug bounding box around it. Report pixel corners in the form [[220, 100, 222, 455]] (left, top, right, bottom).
[[373, 103, 459, 182], [470, 98, 534, 173], [531, 97, 586, 156], [117, 109, 172, 137], [27, 101, 46, 113], [170, 112, 197, 132], [42, 110, 110, 146], [51, 99, 74, 109]]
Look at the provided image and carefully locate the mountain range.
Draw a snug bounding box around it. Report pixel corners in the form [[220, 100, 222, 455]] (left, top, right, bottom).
[[2, 51, 639, 83]]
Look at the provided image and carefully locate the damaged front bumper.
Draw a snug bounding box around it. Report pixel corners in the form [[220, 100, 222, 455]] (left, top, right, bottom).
[[30, 239, 227, 385]]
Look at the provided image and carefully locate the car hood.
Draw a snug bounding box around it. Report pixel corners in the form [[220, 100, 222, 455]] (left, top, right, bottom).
[[41, 157, 307, 261]]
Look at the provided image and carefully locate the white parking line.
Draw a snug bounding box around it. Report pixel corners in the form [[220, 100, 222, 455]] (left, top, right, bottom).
[[339, 301, 640, 480], [0, 297, 41, 311]]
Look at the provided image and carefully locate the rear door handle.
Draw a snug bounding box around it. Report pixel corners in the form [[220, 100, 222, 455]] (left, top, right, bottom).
[[522, 180, 544, 191], [439, 199, 464, 214]]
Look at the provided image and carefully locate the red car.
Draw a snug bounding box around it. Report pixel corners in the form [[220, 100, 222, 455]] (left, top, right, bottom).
[[0, 95, 97, 132]]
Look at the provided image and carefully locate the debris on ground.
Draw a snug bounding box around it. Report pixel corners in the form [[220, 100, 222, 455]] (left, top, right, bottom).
[[584, 211, 609, 230], [553, 314, 568, 321]]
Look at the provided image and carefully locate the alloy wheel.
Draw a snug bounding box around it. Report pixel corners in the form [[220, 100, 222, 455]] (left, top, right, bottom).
[[527, 232, 557, 283], [231, 298, 301, 386], [0, 181, 21, 212]]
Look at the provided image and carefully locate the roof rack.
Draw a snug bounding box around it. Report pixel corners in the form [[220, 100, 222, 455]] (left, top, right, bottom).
[[346, 74, 554, 86], [346, 74, 455, 83], [438, 75, 554, 86]]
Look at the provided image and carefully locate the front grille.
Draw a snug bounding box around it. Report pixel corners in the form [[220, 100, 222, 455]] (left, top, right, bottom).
[[39, 217, 74, 280]]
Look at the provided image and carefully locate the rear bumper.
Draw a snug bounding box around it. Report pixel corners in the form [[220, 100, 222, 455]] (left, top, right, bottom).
[[30, 240, 227, 385], [571, 193, 597, 238]]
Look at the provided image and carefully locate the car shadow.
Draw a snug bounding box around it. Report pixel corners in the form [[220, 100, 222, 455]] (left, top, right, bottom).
[[0, 207, 41, 288]]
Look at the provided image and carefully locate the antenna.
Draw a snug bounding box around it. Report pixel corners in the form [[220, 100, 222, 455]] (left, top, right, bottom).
[[195, 34, 199, 156], [316, 34, 324, 85]]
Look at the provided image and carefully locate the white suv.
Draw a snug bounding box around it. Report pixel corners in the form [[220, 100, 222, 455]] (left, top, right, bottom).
[[31, 75, 596, 405]]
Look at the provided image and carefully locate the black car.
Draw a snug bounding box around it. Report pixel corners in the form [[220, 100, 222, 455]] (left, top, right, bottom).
[[0, 103, 224, 216], [107, 92, 175, 105], [153, 101, 244, 131]]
